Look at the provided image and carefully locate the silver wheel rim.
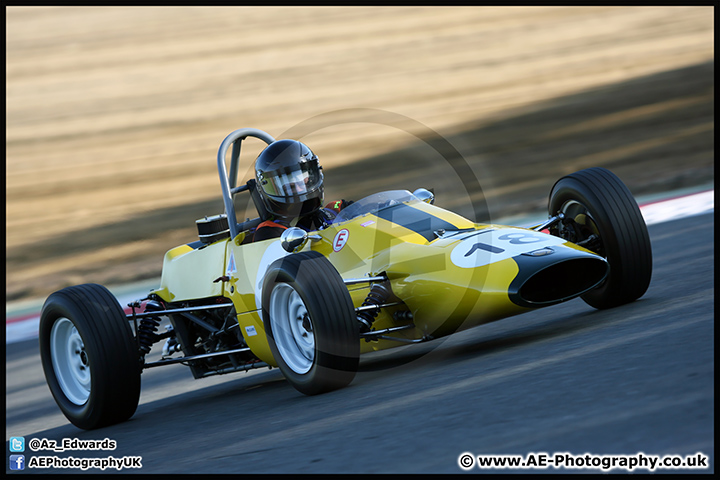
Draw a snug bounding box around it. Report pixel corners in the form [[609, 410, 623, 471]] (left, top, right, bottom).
[[561, 200, 602, 249], [50, 317, 91, 405], [562, 199, 587, 218], [269, 283, 315, 374]]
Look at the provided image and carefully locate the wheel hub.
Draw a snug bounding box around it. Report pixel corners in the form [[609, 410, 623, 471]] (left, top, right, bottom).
[[50, 317, 91, 405], [269, 284, 315, 374], [558, 200, 605, 256]]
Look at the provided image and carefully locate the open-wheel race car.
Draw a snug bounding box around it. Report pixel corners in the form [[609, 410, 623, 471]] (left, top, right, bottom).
[[39, 128, 652, 430]]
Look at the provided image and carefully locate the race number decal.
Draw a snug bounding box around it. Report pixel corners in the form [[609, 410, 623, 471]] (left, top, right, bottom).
[[450, 228, 566, 269], [333, 229, 349, 252]]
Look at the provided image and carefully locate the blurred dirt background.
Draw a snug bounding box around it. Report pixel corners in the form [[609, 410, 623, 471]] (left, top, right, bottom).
[[6, 6, 714, 303]]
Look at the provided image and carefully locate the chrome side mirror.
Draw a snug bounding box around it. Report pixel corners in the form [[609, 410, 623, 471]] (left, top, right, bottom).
[[413, 188, 434, 205], [280, 227, 308, 253], [280, 227, 321, 253]]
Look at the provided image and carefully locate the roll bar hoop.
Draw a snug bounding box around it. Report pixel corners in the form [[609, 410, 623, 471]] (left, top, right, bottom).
[[216, 128, 276, 239]]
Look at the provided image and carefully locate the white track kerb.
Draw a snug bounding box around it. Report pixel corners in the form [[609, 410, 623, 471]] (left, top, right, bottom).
[[5, 187, 714, 344]]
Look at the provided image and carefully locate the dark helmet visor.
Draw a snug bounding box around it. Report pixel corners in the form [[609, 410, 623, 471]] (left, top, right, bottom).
[[260, 159, 322, 201]]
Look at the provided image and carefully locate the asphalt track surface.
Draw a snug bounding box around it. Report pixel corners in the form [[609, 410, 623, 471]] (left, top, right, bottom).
[[5, 212, 713, 474]]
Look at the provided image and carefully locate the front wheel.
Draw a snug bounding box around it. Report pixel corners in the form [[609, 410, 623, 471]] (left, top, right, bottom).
[[262, 251, 359, 395], [39, 284, 141, 429], [549, 167, 652, 309]]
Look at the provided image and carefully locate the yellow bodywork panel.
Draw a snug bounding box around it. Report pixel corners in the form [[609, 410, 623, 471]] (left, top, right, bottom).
[[234, 310, 275, 366], [221, 237, 291, 366], [151, 195, 605, 363], [155, 241, 227, 302]]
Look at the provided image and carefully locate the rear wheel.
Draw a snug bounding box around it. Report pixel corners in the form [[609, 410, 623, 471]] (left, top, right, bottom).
[[262, 251, 359, 395], [549, 167, 652, 309], [39, 284, 141, 429]]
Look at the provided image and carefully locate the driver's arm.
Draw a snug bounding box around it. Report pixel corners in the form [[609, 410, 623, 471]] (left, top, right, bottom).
[[325, 199, 354, 215], [253, 220, 288, 241]]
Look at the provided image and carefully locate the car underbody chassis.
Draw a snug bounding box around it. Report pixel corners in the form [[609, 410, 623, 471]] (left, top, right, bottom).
[[38, 127, 651, 429], [129, 272, 414, 380]]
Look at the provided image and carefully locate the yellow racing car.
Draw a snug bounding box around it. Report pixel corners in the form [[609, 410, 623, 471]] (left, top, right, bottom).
[[39, 128, 652, 430]]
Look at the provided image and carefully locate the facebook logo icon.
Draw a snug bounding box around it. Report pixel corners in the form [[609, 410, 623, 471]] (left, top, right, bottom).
[[9, 455, 25, 470]]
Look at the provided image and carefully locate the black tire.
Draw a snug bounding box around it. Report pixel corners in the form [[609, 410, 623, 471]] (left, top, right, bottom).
[[262, 251, 359, 395], [39, 284, 141, 429], [549, 167, 652, 309]]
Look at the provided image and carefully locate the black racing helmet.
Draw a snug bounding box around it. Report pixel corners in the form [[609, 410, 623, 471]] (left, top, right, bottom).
[[254, 139, 324, 219]]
